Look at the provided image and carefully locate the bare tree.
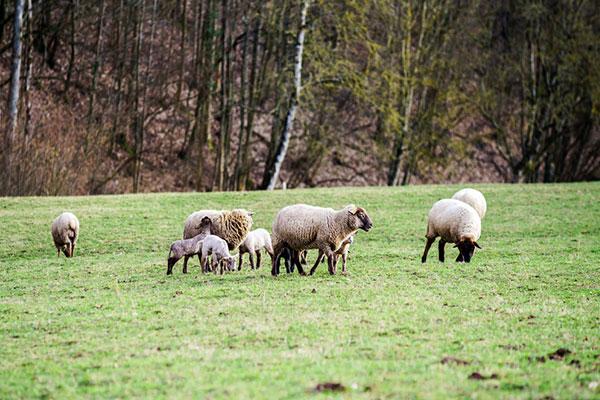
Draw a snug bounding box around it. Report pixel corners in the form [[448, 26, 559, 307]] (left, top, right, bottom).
[[262, 0, 311, 190]]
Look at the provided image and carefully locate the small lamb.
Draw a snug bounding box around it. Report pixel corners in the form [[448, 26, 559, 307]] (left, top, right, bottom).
[[51, 212, 79, 257], [167, 217, 212, 275], [201, 234, 236, 274], [238, 228, 274, 270], [309, 234, 354, 275], [421, 199, 482, 263]]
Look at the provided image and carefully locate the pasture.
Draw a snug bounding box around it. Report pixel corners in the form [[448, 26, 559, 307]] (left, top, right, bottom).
[[1, 183, 599, 398]]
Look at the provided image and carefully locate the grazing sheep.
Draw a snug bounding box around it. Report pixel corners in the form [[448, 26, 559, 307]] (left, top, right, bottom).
[[421, 199, 482, 263], [167, 217, 212, 275], [201, 234, 236, 274], [452, 188, 487, 219], [51, 212, 79, 258], [238, 228, 274, 270], [309, 234, 354, 275], [183, 209, 253, 250], [271, 204, 373, 276]]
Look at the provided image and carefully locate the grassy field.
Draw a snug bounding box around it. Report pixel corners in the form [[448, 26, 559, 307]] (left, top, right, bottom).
[[1, 183, 599, 399]]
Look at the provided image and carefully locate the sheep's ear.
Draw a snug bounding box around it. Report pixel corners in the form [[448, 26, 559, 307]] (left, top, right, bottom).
[[247, 211, 254, 217], [474, 242, 482, 249]]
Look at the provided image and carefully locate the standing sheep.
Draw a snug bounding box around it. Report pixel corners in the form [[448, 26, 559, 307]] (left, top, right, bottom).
[[201, 235, 236, 274], [238, 228, 274, 270], [271, 204, 372, 276], [183, 209, 253, 250], [51, 212, 79, 258], [421, 199, 482, 263], [167, 217, 212, 275], [452, 188, 487, 219]]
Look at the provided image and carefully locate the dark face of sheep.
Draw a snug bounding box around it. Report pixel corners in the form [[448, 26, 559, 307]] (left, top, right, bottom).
[[349, 207, 373, 232], [455, 239, 481, 263], [196, 217, 212, 233], [222, 257, 236, 271]]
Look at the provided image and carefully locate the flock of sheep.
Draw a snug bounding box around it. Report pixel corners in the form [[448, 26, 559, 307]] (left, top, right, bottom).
[[50, 188, 486, 274]]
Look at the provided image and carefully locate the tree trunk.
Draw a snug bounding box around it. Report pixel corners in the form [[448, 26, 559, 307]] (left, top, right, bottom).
[[23, 0, 32, 141], [63, 0, 77, 95], [4, 0, 25, 192], [86, 0, 106, 138], [263, 0, 311, 190]]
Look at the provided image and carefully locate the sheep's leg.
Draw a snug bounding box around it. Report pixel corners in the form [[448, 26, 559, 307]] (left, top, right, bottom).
[[57, 248, 60, 257], [300, 250, 308, 265], [438, 239, 446, 262], [327, 254, 336, 275], [281, 248, 291, 273], [201, 254, 208, 273], [182, 256, 190, 274], [197, 254, 203, 270], [238, 252, 243, 271], [341, 253, 348, 274], [249, 252, 255, 269], [167, 257, 179, 275], [332, 254, 340, 274], [271, 242, 285, 276], [421, 237, 435, 263], [293, 251, 306, 275], [309, 251, 324, 275], [71, 243, 76, 257], [256, 250, 262, 269]]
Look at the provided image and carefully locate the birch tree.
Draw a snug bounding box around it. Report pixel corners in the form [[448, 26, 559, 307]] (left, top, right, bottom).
[[262, 0, 311, 190]]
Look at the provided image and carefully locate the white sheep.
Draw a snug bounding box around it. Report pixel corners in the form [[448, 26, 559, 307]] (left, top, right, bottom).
[[201, 234, 236, 274], [51, 212, 79, 257], [271, 204, 373, 276], [452, 188, 487, 219], [238, 228, 274, 270], [421, 199, 482, 263], [167, 216, 212, 275], [309, 234, 355, 275], [183, 209, 253, 250]]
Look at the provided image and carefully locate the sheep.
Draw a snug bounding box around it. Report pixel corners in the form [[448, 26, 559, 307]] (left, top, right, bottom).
[[421, 199, 482, 263], [452, 188, 487, 219], [200, 234, 236, 274], [51, 212, 79, 258], [271, 204, 372, 276], [183, 209, 253, 250], [167, 216, 212, 275], [238, 228, 274, 270], [309, 234, 354, 275]]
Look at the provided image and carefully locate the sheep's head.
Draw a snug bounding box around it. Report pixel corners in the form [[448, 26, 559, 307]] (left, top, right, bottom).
[[346, 205, 373, 232], [454, 237, 482, 263], [196, 216, 212, 233], [221, 256, 236, 271]]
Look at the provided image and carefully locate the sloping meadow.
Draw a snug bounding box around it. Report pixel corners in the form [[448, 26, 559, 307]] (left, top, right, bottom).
[[1, 183, 599, 398]]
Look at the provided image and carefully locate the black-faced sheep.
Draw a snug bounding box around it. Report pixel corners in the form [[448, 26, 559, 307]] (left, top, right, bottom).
[[167, 217, 212, 275], [421, 199, 482, 263], [271, 204, 372, 276], [51, 212, 79, 257], [238, 228, 274, 270]]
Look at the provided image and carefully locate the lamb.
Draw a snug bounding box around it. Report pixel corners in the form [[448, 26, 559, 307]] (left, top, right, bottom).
[[167, 216, 212, 275], [183, 209, 253, 250], [51, 212, 79, 257], [309, 234, 355, 275], [238, 228, 274, 270], [271, 204, 372, 276], [201, 234, 236, 274], [421, 199, 482, 263], [452, 188, 487, 219]]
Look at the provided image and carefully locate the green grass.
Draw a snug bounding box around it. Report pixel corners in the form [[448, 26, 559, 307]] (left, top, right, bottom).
[[1, 183, 599, 399]]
